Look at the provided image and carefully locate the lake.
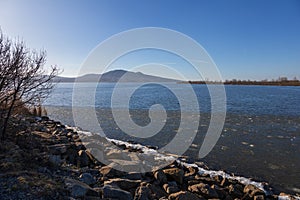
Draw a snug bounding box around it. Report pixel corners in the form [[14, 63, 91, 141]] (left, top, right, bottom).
[[44, 82, 300, 194]]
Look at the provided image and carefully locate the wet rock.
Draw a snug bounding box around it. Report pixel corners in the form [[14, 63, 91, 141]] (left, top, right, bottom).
[[168, 191, 204, 200], [103, 184, 132, 200], [163, 168, 184, 184], [188, 183, 219, 199], [65, 178, 99, 198], [79, 173, 96, 185]]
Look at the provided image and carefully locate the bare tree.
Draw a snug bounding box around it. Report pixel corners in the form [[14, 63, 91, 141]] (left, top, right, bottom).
[[0, 30, 59, 140]]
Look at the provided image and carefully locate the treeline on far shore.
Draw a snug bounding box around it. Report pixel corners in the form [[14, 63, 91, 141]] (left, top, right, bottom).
[[179, 77, 300, 86]]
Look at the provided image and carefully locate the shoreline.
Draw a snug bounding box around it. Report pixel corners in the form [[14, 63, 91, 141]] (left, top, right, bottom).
[[0, 115, 299, 199]]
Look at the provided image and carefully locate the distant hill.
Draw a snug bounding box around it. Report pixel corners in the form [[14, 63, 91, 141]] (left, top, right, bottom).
[[53, 70, 178, 83]]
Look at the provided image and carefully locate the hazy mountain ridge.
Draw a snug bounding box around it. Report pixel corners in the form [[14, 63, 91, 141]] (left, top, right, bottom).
[[53, 70, 178, 83]]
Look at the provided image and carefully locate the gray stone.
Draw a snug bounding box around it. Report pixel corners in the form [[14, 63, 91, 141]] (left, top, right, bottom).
[[188, 183, 219, 199], [125, 172, 143, 180], [244, 184, 265, 197], [163, 183, 179, 194], [104, 178, 141, 191], [103, 185, 132, 200], [100, 165, 126, 178], [47, 144, 68, 155], [154, 170, 168, 184], [134, 185, 152, 200], [78, 150, 89, 167], [79, 173, 96, 185], [49, 154, 62, 166], [168, 191, 204, 200], [163, 168, 184, 184], [65, 178, 99, 198], [105, 149, 131, 160]]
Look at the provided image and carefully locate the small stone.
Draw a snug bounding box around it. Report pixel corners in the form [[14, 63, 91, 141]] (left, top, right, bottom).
[[100, 166, 126, 178], [188, 183, 219, 199], [47, 144, 68, 155], [125, 172, 143, 180], [79, 173, 96, 185], [49, 155, 62, 166], [228, 184, 244, 198], [78, 150, 89, 167], [65, 178, 98, 198], [254, 195, 265, 200], [168, 191, 204, 200], [154, 170, 168, 184], [163, 182, 179, 194], [104, 178, 141, 191], [134, 185, 152, 200], [103, 185, 132, 200], [163, 168, 184, 184], [244, 184, 265, 198]]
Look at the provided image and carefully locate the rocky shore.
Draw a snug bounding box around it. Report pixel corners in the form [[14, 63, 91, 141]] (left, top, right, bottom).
[[0, 115, 299, 200]]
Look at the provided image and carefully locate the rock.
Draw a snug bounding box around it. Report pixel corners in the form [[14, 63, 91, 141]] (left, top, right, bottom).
[[228, 184, 244, 198], [148, 183, 168, 199], [108, 159, 143, 172], [154, 170, 168, 184], [220, 177, 230, 186], [105, 149, 131, 160], [168, 191, 204, 200], [188, 183, 219, 199], [163, 182, 179, 194], [125, 172, 143, 180], [100, 165, 126, 178], [163, 168, 184, 184], [65, 178, 99, 198], [47, 144, 68, 155], [185, 166, 197, 176], [243, 184, 265, 198], [103, 184, 132, 200], [104, 178, 141, 191], [79, 173, 96, 185], [77, 150, 89, 167], [134, 185, 152, 200], [254, 195, 265, 200], [49, 154, 62, 166]]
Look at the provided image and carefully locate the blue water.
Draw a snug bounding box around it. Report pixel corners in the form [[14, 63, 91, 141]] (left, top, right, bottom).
[[45, 82, 300, 116]]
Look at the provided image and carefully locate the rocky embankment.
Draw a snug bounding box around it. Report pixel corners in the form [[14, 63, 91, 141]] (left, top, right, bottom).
[[0, 116, 299, 200]]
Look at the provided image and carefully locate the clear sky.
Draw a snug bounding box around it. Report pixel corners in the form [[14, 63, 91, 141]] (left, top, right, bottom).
[[0, 0, 299, 81]]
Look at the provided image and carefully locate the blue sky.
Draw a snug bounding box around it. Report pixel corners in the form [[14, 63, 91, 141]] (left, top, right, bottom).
[[0, 0, 299, 80]]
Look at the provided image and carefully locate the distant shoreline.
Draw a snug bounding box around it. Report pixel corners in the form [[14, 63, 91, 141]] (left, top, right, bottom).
[[178, 80, 300, 86]]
